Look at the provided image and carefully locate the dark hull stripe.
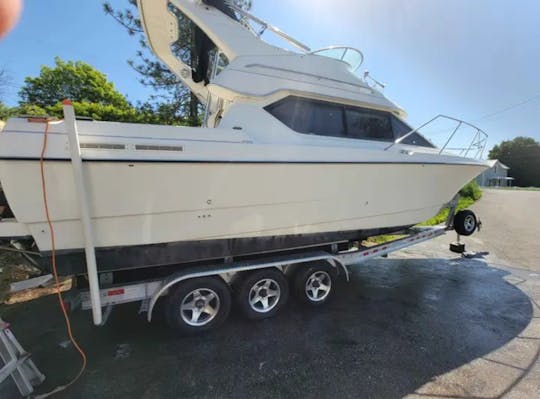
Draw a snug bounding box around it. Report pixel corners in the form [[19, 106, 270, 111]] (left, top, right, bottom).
[[0, 157, 484, 167], [36, 226, 412, 276]]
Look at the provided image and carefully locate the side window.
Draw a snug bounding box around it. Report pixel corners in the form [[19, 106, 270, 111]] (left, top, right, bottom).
[[391, 116, 435, 148], [265, 97, 345, 137], [345, 108, 393, 141], [266, 97, 312, 133], [265, 96, 434, 147], [308, 101, 345, 137]]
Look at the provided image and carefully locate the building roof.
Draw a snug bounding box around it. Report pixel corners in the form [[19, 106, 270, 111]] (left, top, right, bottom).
[[487, 159, 510, 169]]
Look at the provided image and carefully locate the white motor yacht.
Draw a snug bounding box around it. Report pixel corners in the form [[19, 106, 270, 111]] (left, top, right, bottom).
[[0, 0, 489, 275]]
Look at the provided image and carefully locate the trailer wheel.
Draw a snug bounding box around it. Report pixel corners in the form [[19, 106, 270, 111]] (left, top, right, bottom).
[[236, 268, 289, 320], [293, 262, 335, 306], [165, 276, 231, 334], [454, 209, 478, 236]]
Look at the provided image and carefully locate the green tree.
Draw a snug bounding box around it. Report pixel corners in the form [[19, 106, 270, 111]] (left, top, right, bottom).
[[489, 137, 540, 187], [0, 102, 14, 120], [19, 57, 130, 109], [103, 0, 252, 125], [1, 103, 48, 120], [13, 58, 188, 124]]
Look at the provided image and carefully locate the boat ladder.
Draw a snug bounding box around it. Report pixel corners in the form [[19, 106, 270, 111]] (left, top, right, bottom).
[[0, 317, 45, 396]]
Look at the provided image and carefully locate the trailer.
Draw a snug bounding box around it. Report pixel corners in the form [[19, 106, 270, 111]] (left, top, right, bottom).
[[67, 206, 479, 334]]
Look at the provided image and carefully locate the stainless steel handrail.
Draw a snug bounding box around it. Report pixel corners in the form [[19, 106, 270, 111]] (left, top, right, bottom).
[[385, 114, 488, 159], [227, 3, 311, 52]]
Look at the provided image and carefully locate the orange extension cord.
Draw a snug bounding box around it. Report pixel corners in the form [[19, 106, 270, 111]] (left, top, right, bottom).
[[35, 119, 87, 398]]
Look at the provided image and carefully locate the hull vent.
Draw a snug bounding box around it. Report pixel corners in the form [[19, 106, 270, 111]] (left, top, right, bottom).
[[80, 143, 126, 150], [135, 145, 184, 152]]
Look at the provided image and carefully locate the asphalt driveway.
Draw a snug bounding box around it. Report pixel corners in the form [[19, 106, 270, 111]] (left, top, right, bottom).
[[2, 257, 536, 399], [469, 188, 540, 271]]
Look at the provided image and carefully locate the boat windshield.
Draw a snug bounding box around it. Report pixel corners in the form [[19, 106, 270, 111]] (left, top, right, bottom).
[[219, 4, 366, 72], [309, 47, 364, 71]]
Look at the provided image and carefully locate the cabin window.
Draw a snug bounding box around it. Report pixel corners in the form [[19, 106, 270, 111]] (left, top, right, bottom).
[[345, 108, 393, 141], [265, 96, 434, 147], [265, 97, 345, 137], [309, 101, 346, 137]]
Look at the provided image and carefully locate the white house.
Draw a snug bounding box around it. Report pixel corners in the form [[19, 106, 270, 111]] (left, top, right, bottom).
[[476, 159, 514, 187]]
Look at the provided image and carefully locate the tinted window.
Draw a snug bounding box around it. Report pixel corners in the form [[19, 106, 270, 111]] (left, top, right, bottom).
[[266, 96, 435, 147], [391, 117, 435, 148], [266, 97, 311, 133], [345, 108, 394, 141], [265, 97, 345, 137], [309, 101, 345, 137]]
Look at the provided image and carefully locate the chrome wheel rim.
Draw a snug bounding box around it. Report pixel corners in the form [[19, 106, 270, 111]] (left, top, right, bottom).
[[180, 288, 220, 326], [248, 278, 281, 313], [464, 215, 476, 232], [305, 271, 331, 302]]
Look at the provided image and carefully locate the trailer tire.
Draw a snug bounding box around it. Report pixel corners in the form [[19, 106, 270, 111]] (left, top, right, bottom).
[[235, 268, 289, 320], [454, 209, 477, 236], [293, 262, 335, 306], [165, 276, 231, 335]]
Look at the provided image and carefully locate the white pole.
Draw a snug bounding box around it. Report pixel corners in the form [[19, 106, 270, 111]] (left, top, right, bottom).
[[62, 100, 102, 325]]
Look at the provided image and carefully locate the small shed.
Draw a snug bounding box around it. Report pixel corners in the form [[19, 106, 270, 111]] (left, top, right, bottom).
[[476, 159, 514, 187]]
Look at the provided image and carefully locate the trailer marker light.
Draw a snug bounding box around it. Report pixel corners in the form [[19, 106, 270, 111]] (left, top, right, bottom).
[[107, 289, 125, 296]]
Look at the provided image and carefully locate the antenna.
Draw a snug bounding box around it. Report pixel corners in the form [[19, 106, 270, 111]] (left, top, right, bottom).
[[363, 70, 386, 89]]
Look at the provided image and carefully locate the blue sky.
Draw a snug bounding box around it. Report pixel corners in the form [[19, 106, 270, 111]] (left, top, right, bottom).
[[1, 0, 539, 152]]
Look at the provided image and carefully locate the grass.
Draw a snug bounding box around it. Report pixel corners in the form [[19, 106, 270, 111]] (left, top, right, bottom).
[[364, 234, 407, 245], [417, 196, 476, 227]]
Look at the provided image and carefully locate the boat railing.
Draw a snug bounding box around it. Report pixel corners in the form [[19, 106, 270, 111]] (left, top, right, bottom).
[[308, 46, 364, 71], [385, 114, 488, 159], [227, 3, 311, 52], [228, 4, 367, 72]]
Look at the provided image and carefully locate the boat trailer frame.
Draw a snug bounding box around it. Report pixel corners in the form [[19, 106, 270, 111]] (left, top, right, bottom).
[[71, 222, 454, 325]]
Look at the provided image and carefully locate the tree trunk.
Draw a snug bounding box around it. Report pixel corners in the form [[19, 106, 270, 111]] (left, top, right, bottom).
[[189, 93, 199, 125]]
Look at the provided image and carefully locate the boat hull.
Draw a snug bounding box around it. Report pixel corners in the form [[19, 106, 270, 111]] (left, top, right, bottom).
[[0, 160, 485, 259]]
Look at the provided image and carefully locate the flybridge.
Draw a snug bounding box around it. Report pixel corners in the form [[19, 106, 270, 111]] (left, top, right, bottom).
[[137, 0, 288, 102], [136, 0, 401, 117]]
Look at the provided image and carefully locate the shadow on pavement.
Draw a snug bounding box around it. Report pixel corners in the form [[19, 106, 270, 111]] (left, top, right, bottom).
[[0, 257, 534, 399]]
